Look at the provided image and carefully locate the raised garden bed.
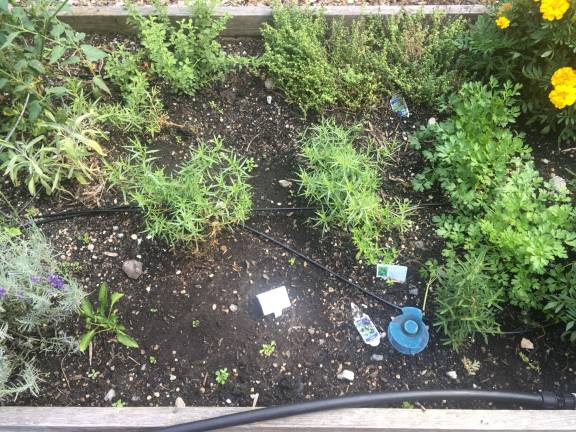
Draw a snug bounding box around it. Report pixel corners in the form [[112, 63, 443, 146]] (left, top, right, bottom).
[[1, 1, 576, 431]]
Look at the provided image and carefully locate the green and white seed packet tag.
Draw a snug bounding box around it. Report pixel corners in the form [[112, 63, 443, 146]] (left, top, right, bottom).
[[376, 264, 407, 283]]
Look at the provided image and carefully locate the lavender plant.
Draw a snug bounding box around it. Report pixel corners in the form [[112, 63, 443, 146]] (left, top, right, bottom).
[[0, 227, 84, 398]]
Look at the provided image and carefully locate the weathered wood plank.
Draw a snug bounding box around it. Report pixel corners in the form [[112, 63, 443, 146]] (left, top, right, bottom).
[[0, 407, 574, 432], [57, 5, 488, 37]]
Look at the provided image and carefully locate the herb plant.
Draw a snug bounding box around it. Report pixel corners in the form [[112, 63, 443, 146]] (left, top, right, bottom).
[[127, 0, 233, 95], [79, 282, 138, 352], [110, 138, 254, 247], [298, 120, 412, 264], [215, 368, 229, 385], [463, 0, 576, 141], [259, 341, 276, 357], [0, 0, 108, 195], [0, 227, 84, 397]]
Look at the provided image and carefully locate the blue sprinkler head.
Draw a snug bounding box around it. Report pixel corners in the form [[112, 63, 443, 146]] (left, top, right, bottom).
[[387, 306, 429, 355]]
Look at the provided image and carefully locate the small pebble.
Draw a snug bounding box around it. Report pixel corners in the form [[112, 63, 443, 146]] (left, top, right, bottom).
[[266, 95, 272, 104], [520, 337, 534, 350], [122, 260, 143, 279], [337, 370, 355, 381], [175, 397, 186, 408], [446, 371, 458, 380], [104, 388, 116, 402], [371, 354, 384, 362], [278, 179, 292, 188], [229, 304, 238, 312]]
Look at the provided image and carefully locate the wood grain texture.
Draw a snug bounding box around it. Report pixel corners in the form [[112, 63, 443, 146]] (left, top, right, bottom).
[[0, 407, 574, 432], [57, 5, 488, 36]]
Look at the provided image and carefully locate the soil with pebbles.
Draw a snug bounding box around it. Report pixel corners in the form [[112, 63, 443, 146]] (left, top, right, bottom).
[[70, 0, 484, 7], [3, 38, 576, 409]]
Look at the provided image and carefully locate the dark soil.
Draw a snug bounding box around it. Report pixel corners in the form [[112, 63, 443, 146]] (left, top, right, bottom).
[[4, 38, 576, 409]]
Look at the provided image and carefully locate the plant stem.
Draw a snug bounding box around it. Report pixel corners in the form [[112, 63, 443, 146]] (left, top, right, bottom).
[[5, 93, 30, 142]]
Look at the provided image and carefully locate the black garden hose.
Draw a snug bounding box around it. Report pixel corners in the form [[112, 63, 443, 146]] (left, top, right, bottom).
[[241, 223, 403, 311], [154, 390, 576, 432]]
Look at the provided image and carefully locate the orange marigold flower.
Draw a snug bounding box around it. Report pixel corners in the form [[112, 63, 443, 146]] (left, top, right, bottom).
[[551, 67, 576, 88], [549, 85, 576, 109], [495, 16, 511, 29]]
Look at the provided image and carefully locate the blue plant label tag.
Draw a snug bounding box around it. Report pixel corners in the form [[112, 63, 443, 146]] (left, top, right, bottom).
[[376, 264, 408, 283], [354, 315, 381, 346]]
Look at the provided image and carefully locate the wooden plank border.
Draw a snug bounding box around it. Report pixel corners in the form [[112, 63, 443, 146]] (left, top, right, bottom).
[[57, 5, 488, 37], [0, 407, 574, 432]]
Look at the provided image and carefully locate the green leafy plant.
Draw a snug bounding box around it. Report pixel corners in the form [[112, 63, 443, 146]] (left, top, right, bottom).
[[215, 368, 229, 385], [432, 251, 505, 350], [412, 78, 530, 211], [0, 226, 85, 397], [102, 45, 166, 135], [127, 0, 233, 95], [112, 399, 125, 408], [259, 341, 276, 357], [79, 282, 138, 352], [368, 10, 468, 106], [110, 137, 254, 247], [260, 5, 467, 113], [298, 120, 412, 264], [463, 0, 576, 142], [191, 319, 200, 328], [148, 355, 157, 364], [0, 0, 108, 195]]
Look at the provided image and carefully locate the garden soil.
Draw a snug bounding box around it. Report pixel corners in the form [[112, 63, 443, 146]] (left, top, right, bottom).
[[4, 38, 576, 409]]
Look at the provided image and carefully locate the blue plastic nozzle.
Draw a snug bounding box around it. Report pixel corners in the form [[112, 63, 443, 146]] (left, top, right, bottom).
[[387, 306, 429, 355]]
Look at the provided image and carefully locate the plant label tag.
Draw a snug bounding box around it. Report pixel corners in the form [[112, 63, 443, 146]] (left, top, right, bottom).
[[376, 264, 408, 283], [257, 286, 291, 318], [390, 95, 410, 118], [351, 303, 381, 346]]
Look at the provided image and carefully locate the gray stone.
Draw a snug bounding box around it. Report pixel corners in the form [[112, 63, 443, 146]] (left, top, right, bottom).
[[104, 388, 116, 402], [264, 78, 274, 90], [278, 179, 292, 188], [175, 397, 186, 408], [446, 370, 458, 380], [371, 354, 384, 362], [229, 304, 238, 313], [123, 260, 143, 279], [550, 175, 567, 192], [337, 370, 355, 381], [266, 95, 272, 105]]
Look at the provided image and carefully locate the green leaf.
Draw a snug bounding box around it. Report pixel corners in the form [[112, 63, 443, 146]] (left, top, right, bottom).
[[29, 60, 44, 73], [92, 76, 111, 95], [116, 332, 139, 349], [540, 50, 552, 58], [110, 292, 124, 309], [79, 330, 96, 352], [98, 282, 109, 316], [49, 46, 67, 65], [81, 44, 107, 62], [45, 86, 68, 97], [1, 32, 21, 51], [28, 100, 43, 124], [50, 24, 66, 39], [64, 55, 80, 65], [80, 298, 94, 317], [0, 0, 8, 12], [0, 78, 7, 90]]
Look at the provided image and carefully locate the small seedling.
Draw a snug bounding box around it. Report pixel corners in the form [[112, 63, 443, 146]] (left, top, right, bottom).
[[112, 399, 125, 408], [78, 233, 90, 245], [215, 368, 229, 385], [518, 352, 540, 373], [402, 401, 414, 409], [462, 356, 480, 376], [259, 341, 276, 357], [288, 257, 296, 266], [148, 356, 157, 364], [149, 308, 158, 313], [87, 369, 100, 380], [192, 319, 200, 328], [79, 282, 139, 352]]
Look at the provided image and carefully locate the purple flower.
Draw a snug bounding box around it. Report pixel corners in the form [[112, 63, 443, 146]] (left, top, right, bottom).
[[48, 274, 65, 290], [0, 287, 6, 298], [30, 276, 43, 284]]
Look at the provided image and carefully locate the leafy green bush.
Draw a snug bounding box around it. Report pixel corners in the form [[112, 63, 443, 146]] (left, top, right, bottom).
[[368, 11, 468, 106], [298, 120, 412, 264], [103, 46, 166, 135], [0, 0, 108, 195], [412, 79, 530, 211], [415, 79, 576, 347], [463, 0, 576, 141], [110, 138, 254, 247], [0, 227, 85, 397], [260, 5, 467, 113], [430, 251, 504, 350], [127, 0, 233, 95]]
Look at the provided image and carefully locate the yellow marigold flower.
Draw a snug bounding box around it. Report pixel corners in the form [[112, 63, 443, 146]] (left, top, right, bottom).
[[540, 0, 570, 21], [496, 16, 511, 29], [498, 2, 514, 13], [551, 67, 576, 88], [549, 85, 576, 109]]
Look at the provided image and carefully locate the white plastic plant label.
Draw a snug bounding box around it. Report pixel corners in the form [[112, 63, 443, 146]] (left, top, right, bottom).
[[257, 286, 291, 318], [351, 302, 381, 346], [376, 264, 408, 283]]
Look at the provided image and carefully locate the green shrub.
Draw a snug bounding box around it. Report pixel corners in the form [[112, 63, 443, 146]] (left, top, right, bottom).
[[412, 79, 530, 211], [368, 11, 468, 106], [298, 120, 412, 264], [415, 79, 576, 347], [127, 0, 233, 95], [0, 0, 108, 195], [260, 5, 337, 113], [463, 0, 576, 142], [431, 251, 504, 350], [260, 5, 467, 113], [103, 45, 166, 135], [110, 138, 254, 247], [0, 226, 85, 397]]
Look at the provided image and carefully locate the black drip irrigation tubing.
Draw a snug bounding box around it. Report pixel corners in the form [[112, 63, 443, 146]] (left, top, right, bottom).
[[153, 390, 576, 432]]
